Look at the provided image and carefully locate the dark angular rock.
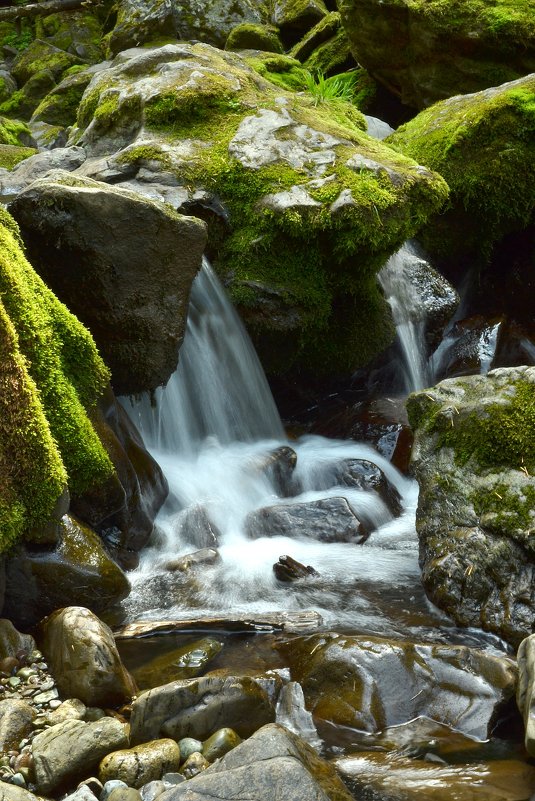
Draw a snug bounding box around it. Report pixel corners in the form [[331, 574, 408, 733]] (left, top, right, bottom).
[[245, 497, 367, 543]]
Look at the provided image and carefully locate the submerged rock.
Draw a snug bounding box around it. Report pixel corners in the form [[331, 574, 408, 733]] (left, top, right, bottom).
[[39, 606, 136, 708], [338, 0, 535, 108], [279, 632, 516, 740], [152, 723, 354, 800], [172, 505, 221, 550], [246, 497, 368, 543], [10, 171, 207, 396], [132, 637, 224, 689], [71, 41, 447, 378], [407, 366, 535, 646], [252, 445, 298, 497], [273, 554, 320, 582]]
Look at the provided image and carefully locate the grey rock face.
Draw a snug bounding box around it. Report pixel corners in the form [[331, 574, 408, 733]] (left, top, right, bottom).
[[130, 675, 275, 745], [39, 606, 135, 708], [280, 633, 517, 741], [155, 723, 354, 800], [407, 366, 535, 646], [245, 497, 366, 543], [10, 171, 207, 395], [517, 635, 535, 757], [0, 147, 86, 200], [32, 717, 129, 794]]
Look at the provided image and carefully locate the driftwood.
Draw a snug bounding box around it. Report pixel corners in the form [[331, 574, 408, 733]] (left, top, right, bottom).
[[0, 0, 100, 22]]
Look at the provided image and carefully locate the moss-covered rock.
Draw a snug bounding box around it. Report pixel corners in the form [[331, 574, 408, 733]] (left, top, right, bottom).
[[407, 366, 535, 647], [272, 0, 327, 49], [0, 208, 114, 551], [303, 27, 355, 77], [0, 70, 57, 121], [338, 0, 535, 108], [225, 22, 283, 53], [31, 67, 94, 127], [290, 11, 341, 64], [0, 144, 37, 170], [35, 10, 104, 64], [11, 39, 78, 87], [106, 0, 268, 57], [0, 117, 32, 147], [387, 74, 535, 270], [73, 43, 448, 377]]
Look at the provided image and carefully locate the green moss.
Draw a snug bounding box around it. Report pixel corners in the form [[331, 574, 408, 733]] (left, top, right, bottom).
[[0, 144, 37, 169], [290, 11, 342, 63], [33, 72, 92, 127], [387, 75, 535, 263], [472, 482, 535, 536], [225, 23, 283, 53], [303, 28, 353, 76], [0, 209, 114, 549], [0, 117, 31, 147], [11, 39, 77, 86]]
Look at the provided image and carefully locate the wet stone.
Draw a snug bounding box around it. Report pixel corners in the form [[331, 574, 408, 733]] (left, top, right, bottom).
[[273, 555, 320, 582]]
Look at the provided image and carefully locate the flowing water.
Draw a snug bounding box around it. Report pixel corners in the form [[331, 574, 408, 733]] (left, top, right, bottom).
[[122, 260, 501, 649]]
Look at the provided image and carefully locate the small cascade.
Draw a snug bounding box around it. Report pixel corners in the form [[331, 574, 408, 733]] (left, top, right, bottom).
[[378, 242, 432, 394], [127, 259, 285, 454]]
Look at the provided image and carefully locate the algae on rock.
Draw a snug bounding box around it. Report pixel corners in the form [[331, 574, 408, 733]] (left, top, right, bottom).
[[0, 208, 113, 550]]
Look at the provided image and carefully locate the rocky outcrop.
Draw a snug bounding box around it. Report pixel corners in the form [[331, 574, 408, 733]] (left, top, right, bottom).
[[39, 607, 136, 708], [387, 75, 535, 275], [338, 0, 535, 108], [407, 366, 535, 646], [279, 632, 517, 740], [9, 171, 207, 396], [70, 42, 447, 377]]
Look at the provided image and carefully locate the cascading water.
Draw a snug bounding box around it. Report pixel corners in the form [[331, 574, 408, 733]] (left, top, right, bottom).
[[122, 258, 486, 643]]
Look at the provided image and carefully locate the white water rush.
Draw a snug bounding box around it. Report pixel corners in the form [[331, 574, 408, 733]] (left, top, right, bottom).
[[123, 259, 456, 638]]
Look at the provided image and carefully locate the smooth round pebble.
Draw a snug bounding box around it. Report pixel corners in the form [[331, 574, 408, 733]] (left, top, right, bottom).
[[108, 789, 143, 801], [178, 737, 203, 761], [101, 779, 129, 801]]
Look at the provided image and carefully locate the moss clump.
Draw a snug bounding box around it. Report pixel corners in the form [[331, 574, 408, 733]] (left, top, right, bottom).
[[0, 209, 114, 550], [0, 71, 57, 120], [290, 11, 342, 63], [225, 23, 283, 53], [246, 52, 311, 92], [0, 117, 32, 147], [0, 144, 37, 169], [387, 74, 535, 265], [11, 39, 78, 86], [32, 70, 93, 127], [303, 28, 354, 76], [472, 481, 535, 538]]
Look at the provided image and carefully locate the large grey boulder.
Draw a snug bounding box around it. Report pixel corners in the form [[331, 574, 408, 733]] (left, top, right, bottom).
[[39, 606, 136, 708], [155, 723, 354, 801], [0, 147, 86, 200], [130, 675, 276, 744], [280, 632, 517, 740], [70, 42, 447, 379], [106, 0, 268, 56], [9, 171, 207, 395], [32, 717, 129, 795], [407, 366, 535, 646], [245, 497, 367, 542]]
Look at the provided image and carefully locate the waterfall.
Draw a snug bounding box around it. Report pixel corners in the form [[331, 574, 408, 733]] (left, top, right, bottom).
[[127, 259, 285, 453], [378, 242, 431, 394], [121, 258, 453, 639]]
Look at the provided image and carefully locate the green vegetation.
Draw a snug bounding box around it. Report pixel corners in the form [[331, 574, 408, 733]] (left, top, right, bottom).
[[0, 117, 32, 147], [387, 75, 535, 263], [0, 209, 114, 550], [225, 22, 283, 53], [0, 144, 37, 169]]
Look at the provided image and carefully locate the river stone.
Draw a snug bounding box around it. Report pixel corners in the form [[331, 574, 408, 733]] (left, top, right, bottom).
[[179, 752, 209, 779], [71, 41, 447, 379], [99, 739, 181, 788], [0, 699, 34, 750], [46, 698, 86, 726], [335, 751, 535, 801], [163, 548, 221, 573], [407, 366, 535, 646], [9, 171, 207, 395], [173, 505, 221, 550], [108, 790, 142, 801], [178, 738, 203, 761], [39, 606, 136, 708], [307, 457, 403, 518], [273, 554, 320, 582], [3, 517, 130, 630], [279, 632, 517, 740], [516, 634, 535, 757], [338, 0, 535, 109], [0, 782, 47, 800], [62, 787, 100, 801], [201, 728, 241, 762], [32, 717, 129, 794], [107, 0, 267, 56], [130, 675, 276, 744], [132, 637, 224, 689], [0, 620, 35, 660], [245, 497, 367, 543], [153, 723, 353, 801], [252, 445, 299, 497]]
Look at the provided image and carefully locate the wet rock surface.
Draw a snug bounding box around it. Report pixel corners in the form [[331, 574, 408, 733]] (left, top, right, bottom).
[[279, 633, 517, 740], [245, 497, 368, 543]]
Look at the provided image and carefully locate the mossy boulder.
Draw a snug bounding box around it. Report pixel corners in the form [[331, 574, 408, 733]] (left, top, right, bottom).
[[225, 23, 283, 53], [73, 43, 448, 377], [10, 170, 208, 395], [0, 70, 57, 121], [0, 208, 114, 552], [407, 366, 535, 647], [0, 144, 37, 170], [11, 39, 78, 87], [272, 0, 327, 49], [106, 0, 268, 57], [338, 0, 535, 109], [386, 74, 535, 272], [0, 117, 32, 147], [35, 9, 104, 64], [31, 67, 94, 127]]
